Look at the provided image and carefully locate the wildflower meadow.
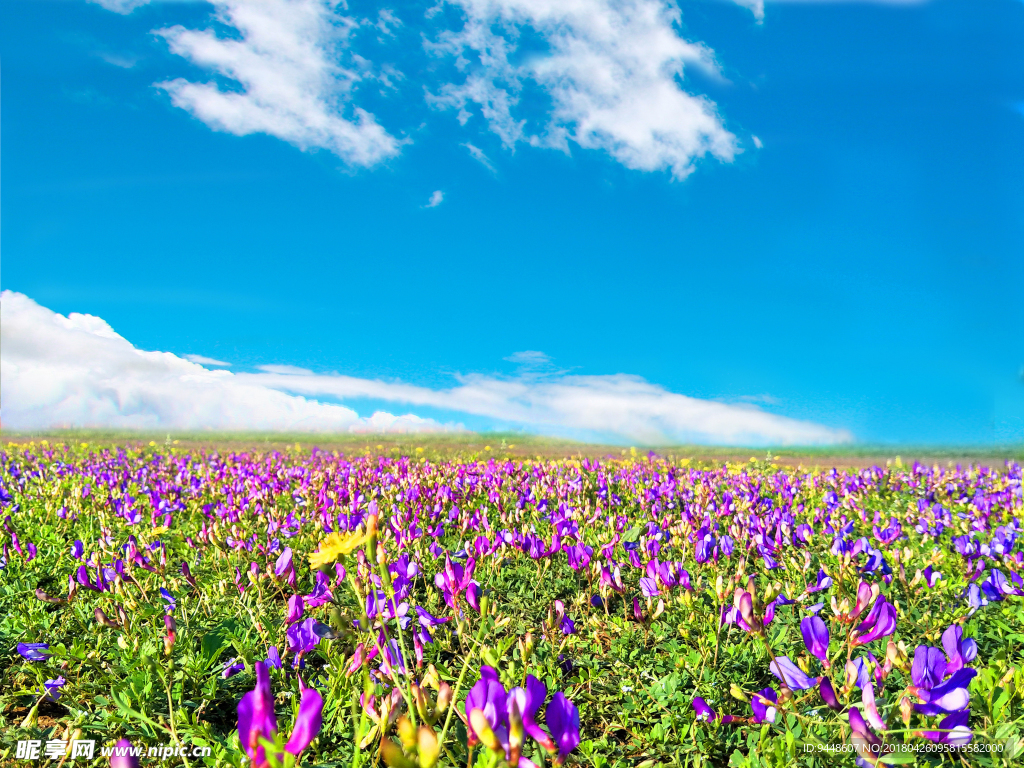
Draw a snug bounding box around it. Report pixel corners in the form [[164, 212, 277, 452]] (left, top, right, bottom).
[[3, 440, 1024, 768]]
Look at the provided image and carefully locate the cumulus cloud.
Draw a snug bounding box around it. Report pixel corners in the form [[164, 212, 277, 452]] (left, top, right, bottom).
[[431, 0, 738, 179], [424, 189, 445, 207], [0, 291, 449, 434], [183, 353, 231, 366], [154, 0, 403, 167], [2, 291, 850, 445]]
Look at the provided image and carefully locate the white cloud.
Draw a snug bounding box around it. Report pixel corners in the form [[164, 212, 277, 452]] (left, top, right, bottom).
[[242, 369, 852, 445], [731, 0, 930, 20], [752, 134, 763, 149], [257, 364, 315, 375], [0, 291, 451, 434], [463, 142, 497, 172], [431, 0, 738, 179], [183, 353, 232, 366], [2, 291, 851, 445], [154, 0, 403, 168], [425, 189, 445, 207], [88, 0, 156, 13], [504, 350, 552, 366]]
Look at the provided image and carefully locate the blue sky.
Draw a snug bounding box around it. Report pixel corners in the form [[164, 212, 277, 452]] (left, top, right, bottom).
[[1, 0, 1023, 445]]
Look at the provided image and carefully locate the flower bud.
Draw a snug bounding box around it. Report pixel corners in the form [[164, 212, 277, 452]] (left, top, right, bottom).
[[95, 607, 120, 629], [380, 738, 416, 768], [730, 683, 749, 702], [508, 696, 525, 765], [397, 716, 417, 750], [899, 696, 913, 727], [436, 682, 452, 714], [469, 709, 500, 751], [417, 726, 440, 768]]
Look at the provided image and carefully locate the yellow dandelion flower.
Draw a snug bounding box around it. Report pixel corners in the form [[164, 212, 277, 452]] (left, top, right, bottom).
[[309, 530, 368, 569]]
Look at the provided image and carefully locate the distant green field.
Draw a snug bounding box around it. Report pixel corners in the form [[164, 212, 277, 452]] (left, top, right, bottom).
[[3, 429, 1022, 468]]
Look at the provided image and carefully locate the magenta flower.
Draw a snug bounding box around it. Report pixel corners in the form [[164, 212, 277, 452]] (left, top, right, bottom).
[[108, 739, 140, 768], [237, 661, 323, 766], [284, 684, 324, 755], [237, 662, 277, 767]]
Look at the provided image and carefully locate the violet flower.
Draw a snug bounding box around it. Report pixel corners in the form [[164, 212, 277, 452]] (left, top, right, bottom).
[[109, 738, 140, 768], [751, 687, 778, 724], [545, 692, 581, 764], [285, 594, 304, 625], [769, 656, 818, 690], [800, 615, 830, 665], [17, 642, 50, 662], [941, 625, 978, 675]]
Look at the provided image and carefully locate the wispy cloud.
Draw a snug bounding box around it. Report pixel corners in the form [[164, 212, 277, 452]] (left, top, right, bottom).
[[463, 143, 497, 172], [424, 190, 445, 208], [154, 0, 404, 168], [1, 292, 851, 445], [0, 292, 451, 434], [183, 353, 231, 367], [430, 0, 738, 180], [731, 0, 931, 22]]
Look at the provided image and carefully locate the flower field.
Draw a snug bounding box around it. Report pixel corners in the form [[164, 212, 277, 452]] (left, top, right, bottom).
[[3, 442, 1024, 768]]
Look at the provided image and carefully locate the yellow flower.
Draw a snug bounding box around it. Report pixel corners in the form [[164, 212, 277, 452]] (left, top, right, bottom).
[[309, 530, 367, 569]]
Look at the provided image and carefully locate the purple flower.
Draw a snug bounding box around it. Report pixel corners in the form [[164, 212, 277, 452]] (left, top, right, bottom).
[[692, 697, 717, 721], [109, 739, 140, 768], [465, 666, 509, 749], [914, 668, 976, 716], [509, 675, 555, 752], [850, 597, 897, 647], [71, 540, 84, 560], [819, 677, 841, 710], [560, 616, 576, 636], [911, 646, 947, 690], [159, 588, 176, 613], [750, 687, 777, 724], [237, 662, 277, 767], [39, 677, 66, 702], [286, 618, 323, 656], [222, 658, 246, 679], [303, 571, 333, 609], [807, 568, 833, 593], [284, 685, 324, 755], [639, 576, 659, 598], [285, 594, 304, 625], [769, 656, 818, 690], [265, 646, 282, 670], [917, 708, 972, 746], [800, 615, 830, 665], [545, 692, 581, 764], [17, 642, 50, 662], [941, 625, 978, 675], [275, 547, 296, 588]]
